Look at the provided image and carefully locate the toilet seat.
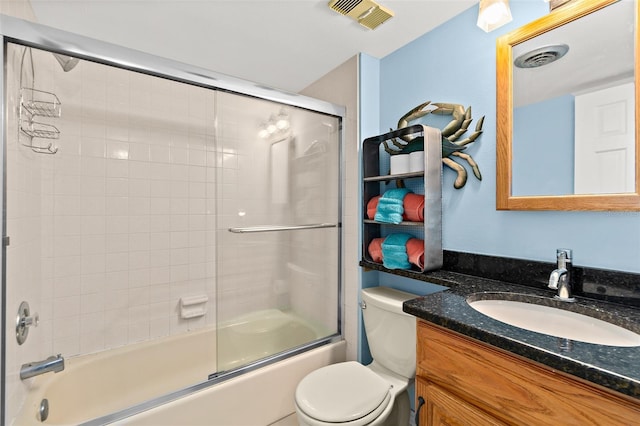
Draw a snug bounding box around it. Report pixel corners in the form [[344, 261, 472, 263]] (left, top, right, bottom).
[[295, 361, 392, 425]]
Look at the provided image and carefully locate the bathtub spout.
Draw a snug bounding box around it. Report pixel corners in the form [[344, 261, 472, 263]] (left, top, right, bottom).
[[20, 354, 64, 380]]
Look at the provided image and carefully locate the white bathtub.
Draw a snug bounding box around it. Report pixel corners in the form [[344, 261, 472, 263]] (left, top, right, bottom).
[[15, 309, 345, 426]]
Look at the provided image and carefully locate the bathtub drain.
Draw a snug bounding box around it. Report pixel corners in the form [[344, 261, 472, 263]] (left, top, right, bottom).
[[39, 399, 49, 422]]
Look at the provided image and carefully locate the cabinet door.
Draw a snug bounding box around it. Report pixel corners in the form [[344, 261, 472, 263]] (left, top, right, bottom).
[[416, 378, 506, 426]]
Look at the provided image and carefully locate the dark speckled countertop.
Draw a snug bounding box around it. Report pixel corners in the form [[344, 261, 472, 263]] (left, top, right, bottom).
[[402, 270, 640, 400]]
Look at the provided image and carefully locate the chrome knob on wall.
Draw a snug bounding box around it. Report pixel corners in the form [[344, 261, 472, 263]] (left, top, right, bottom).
[[16, 301, 39, 345]]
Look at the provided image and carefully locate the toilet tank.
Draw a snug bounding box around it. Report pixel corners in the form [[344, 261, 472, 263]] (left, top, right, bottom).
[[362, 286, 418, 379]]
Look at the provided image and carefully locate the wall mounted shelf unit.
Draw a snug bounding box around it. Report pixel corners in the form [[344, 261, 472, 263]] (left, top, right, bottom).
[[361, 124, 443, 278]]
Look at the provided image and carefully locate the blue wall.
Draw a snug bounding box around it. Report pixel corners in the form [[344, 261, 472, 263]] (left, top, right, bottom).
[[513, 94, 575, 195], [363, 0, 640, 276]]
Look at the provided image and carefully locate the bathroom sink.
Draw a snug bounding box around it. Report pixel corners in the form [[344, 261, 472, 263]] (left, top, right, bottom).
[[467, 294, 640, 347]]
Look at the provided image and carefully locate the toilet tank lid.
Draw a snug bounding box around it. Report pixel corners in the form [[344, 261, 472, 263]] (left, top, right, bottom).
[[362, 286, 419, 314]]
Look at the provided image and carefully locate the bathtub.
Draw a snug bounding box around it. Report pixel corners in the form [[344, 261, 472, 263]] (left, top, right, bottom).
[[15, 309, 345, 426]]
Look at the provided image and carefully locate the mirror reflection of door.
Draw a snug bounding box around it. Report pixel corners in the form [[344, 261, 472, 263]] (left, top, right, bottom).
[[574, 82, 635, 194]]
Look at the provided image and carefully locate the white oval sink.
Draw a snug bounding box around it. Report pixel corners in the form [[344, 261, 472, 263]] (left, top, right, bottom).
[[468, 299, 640, 347]]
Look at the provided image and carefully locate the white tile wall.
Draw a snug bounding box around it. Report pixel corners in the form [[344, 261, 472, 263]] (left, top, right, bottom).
[[44, 53, 217, 355]]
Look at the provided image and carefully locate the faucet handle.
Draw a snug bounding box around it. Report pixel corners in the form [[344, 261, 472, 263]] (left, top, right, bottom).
[[16, 301, 39, 345], [556, 248, 572, 261]]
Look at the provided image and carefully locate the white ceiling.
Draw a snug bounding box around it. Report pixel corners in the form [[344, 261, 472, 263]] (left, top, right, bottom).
[[29, 0, 476, 93]]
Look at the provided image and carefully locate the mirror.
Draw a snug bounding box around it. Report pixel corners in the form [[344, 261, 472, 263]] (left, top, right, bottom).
[[496, 0, 640, 210]]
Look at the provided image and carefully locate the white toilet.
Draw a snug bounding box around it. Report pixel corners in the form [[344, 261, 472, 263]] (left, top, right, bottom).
[[294, 286, 418, 426]]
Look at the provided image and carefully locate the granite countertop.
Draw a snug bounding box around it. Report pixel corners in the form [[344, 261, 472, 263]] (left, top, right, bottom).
[[402, 271, 640, 400]]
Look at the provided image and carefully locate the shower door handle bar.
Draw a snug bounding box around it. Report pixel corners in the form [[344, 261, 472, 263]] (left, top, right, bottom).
[[228, 223, 337, 234]]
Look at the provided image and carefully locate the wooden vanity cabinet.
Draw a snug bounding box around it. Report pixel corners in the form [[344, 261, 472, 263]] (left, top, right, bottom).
[[415, 320, 640, 426]]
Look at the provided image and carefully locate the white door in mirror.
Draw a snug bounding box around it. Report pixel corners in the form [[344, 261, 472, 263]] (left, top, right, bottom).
[[574, 81, 635, 194]]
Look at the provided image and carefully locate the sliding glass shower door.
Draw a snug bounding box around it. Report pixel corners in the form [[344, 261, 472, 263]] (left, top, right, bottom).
[[3, 36, 342, 424], [214, 92, 341, 372]]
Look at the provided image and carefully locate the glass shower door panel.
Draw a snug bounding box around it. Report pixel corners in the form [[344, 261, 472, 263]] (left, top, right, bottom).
[[215, 91, 340, 373], [4, 43, 221, 424]]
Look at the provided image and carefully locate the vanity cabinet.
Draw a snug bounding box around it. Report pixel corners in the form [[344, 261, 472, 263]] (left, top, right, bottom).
[[415, 320, 640, 425], [361, 124, 442, 275]]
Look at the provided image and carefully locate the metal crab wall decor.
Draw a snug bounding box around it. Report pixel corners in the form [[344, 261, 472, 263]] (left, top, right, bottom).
[[384, 102, 484, 189]]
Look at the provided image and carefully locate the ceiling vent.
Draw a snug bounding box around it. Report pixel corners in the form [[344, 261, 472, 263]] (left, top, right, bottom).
[[514, 44, 570, 69], [328, 0, 394, 30]]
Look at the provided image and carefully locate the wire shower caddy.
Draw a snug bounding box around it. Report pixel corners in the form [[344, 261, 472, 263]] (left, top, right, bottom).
[[18, 47, 61, 154]]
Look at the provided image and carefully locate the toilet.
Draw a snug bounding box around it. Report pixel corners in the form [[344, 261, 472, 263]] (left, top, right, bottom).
[[295, 286, 418, 426]]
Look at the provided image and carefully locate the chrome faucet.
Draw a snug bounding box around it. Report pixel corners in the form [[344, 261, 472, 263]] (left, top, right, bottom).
[[548, 249, 574, 302], [20, 354, 65, 380]]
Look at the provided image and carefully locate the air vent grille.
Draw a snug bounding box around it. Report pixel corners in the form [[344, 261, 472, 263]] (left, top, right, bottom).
[[328, 0, 394, 30], [359, 7, 393, 29], [520, 52, 561, 68], [514, 44, 570, 69], [330, 0, 363, 15]]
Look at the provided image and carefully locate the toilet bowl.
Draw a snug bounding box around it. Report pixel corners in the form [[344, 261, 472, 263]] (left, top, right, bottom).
[[294, 287, 418, 426]]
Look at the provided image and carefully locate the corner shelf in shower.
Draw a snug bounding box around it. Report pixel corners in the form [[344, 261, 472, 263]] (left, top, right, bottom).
[[361, 124, 443, 279]]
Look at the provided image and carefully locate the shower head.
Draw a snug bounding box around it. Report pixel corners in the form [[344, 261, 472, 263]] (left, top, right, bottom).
[[53, 53, 79, 72]]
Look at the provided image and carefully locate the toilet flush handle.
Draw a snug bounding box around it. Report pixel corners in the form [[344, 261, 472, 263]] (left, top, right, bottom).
[[360, 300, 366, 310]]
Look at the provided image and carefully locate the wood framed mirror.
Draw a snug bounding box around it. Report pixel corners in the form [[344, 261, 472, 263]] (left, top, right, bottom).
[[496, 0, 640, 211]]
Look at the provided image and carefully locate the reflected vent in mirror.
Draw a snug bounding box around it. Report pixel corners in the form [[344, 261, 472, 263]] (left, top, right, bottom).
[[514, 44, 569, 69], [328, 0, 394, 30]]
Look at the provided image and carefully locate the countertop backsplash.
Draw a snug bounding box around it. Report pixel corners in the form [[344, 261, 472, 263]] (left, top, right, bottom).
[[440, 250, 640, 308]]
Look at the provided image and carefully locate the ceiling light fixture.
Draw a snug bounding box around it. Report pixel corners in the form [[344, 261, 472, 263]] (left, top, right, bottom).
[[258, 110, 291, 139], [477, 0, 513, 33], [276, 110, 290, 130], [258, 127, 270, 139], [545, 0, 574, 12], [266, 117, 278, 135]]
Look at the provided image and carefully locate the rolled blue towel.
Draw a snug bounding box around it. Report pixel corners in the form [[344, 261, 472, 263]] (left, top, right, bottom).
[[381, 233, 412, 269], [383, 188, 412, 200], [374, 188, 411, 224], [375, 199, 404, 223]]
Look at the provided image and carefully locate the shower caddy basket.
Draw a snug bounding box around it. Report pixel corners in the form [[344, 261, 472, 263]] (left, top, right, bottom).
[[18, 47, 62, 154]]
